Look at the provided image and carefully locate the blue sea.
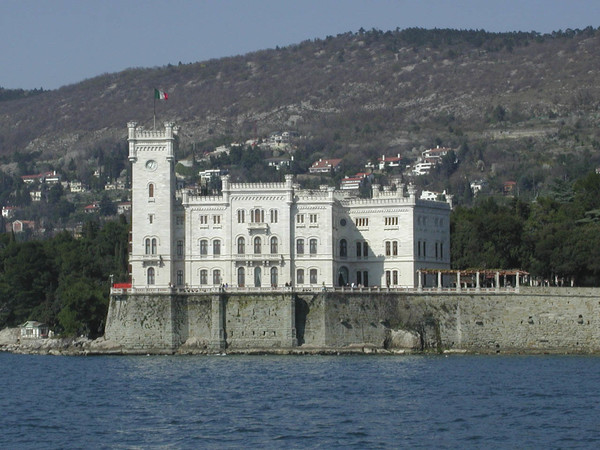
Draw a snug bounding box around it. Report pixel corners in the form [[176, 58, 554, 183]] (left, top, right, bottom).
[[2, 353, 600, 449]]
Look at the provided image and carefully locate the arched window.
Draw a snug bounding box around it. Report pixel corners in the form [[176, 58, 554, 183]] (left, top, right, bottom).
[[213, 269, 221, 285], [237, 237, 245, 254], [270, 236, 278, 254], [213, 239, 221, 255], [147, 267, 155, 285], [148, 183, 155, 198], [338, 266, 349, 286], [270, 267, 278, 287], [392, 241, 398, 256], [254, 236, 262, 254], [151, 238, 157, 255], [310, 239, 317, 255], [339, 239, 347, 258], [385, 241, 391, 256], [200, 270, 208, 285], [251, 209, 264, 223], [254, 267, 261, 287], [310, 269, 318, 284], [145, 238, 151, 254], [296, 269, 304, 285], [296, 238, 304, 255], [200, 239, 208, 255], [237, 267, 245, 287]]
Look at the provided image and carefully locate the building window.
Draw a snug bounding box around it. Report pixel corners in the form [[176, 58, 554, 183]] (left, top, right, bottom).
[[148, 214, 154, 224], [297, 269, 304, 285], [435, 242, 439, 259], [176, 216, 184, 226], [418, 241, 421, 258], [213, 239, 221, 255], [297, 214, 304, 224], [385, 217, 398, 226], [200, 239, 208, 255], [199, 215, 208, 225], [213, 215, 221, 225], [200, 270, 208, 285], [310, 214, 318, 223], [177, 270, 183, 286], [237, 210, 245, 223], [251, 208, 264, 223], [363, 242, 369, 258], [145, 238, 151, 255], [385, 241, 391, 256], [296, 239, 304, 255], [151, 238, 157, 255], [148, 183, 154, 198], [309, 238, 317, 255], [363, 271, 369, 287], [237, 237, 245, 254], [340, 239, 347, 258], [270, 236, 278, 254], [423, 241, 427, 258], [310, 269, 318, 284], [213, 269, 221, 285], [177, 240, 183, 257], [393, 270, 398, 285], [357, 271, 362, 286], [393, 241, 398, 256], [147, 267, 155, 285], [270, 267, 278, 287], [356, 242, 362, 257], [270, 209, 278, 223], [440, 242, 444, 259], [254, 236, 262, 254], [355, 217, 368, 227], [254, 267, 261, 287], [385, 270, 391, 287], [237, 267, 245, 287]]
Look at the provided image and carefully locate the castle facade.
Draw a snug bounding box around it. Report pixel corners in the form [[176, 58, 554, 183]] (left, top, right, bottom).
[[127, 122, 451, 290]]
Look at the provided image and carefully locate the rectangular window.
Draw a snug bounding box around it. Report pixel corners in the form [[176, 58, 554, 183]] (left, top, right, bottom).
[[148, 214, 154, 224], [363, 242, 368, 258], [213, 215, 221, 225], [440, 243, 444, 260], [355, 217, 369, 227], [297, 239, 304, 255], [356, 242, 362, 257], [310, 269, 317, 284], [297, 269, 304, 285], [310, 214, 318, 223], [356, 271, 362, 286], [237, 210, 245, 223], [297, 214, 304, 224], [177, 240, 183, 257], [199, 215, 208, 224], [270, 209, 278, 223], [177, 270, 184, 286], [363, 271, 368, 287], [176, 216, 185, 226]]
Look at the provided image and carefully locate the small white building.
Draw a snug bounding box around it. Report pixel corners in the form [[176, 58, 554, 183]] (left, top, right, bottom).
[[20, 321, 49, 339]]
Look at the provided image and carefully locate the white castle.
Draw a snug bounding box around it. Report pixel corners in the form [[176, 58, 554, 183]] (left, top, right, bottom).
[[128, 122, 451, 290]]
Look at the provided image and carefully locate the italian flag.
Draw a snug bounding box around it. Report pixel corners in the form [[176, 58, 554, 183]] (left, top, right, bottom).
[[154, 89, 168, 100]]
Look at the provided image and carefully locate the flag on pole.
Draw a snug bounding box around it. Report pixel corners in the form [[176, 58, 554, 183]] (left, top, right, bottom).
[[154, 89, 168, 100]]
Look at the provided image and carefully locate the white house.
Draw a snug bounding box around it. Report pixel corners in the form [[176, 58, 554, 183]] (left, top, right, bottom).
[[127, 122, 451, 290]]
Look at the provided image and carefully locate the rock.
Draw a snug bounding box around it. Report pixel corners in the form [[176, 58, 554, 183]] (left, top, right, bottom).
[[388, 329, 421, 349], [0, 327, 20, 346]]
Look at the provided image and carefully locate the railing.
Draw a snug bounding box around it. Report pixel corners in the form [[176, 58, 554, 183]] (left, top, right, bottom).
[[110, 285, 520, 295]]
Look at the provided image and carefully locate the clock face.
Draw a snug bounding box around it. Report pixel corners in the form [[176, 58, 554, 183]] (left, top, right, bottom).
[[145, 160, 157, 171]]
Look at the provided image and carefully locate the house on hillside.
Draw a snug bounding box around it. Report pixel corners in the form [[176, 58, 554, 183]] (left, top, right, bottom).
[[309, 158, 342, 174], [503, 181, 517, 196], [378, 154, 402, 171], [7, 220, 37, 233], [2, 206, 18, 219], [266, 156, 292, 171]]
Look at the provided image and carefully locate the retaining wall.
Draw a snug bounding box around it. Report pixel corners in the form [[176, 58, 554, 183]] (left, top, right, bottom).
[[104, 287, 600, 353]]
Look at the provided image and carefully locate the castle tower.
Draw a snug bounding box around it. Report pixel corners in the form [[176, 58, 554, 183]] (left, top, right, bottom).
[[128, 122, 178, 288]]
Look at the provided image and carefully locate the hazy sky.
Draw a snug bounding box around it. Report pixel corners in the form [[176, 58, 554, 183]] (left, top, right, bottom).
[[1, 0, 599, 90]]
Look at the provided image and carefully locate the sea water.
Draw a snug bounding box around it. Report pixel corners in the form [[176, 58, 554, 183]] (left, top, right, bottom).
[[2, 353, 600, 449]]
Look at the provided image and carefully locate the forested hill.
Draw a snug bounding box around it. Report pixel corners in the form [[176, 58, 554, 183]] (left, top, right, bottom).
[[1, 27, 600, 197]]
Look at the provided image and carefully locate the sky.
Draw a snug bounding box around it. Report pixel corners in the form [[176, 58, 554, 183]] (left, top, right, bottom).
[[1, 0, 599, 90]]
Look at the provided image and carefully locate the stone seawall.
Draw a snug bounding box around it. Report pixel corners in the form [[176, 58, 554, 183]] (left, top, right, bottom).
[[104, 287, 600, 354]]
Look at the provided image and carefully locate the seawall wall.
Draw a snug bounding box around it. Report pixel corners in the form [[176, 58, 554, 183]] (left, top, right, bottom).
[[104, 287, 600, 353]]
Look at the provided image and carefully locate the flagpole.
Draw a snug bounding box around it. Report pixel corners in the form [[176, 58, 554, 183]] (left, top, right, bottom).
[[153, 94, 156, 130]]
